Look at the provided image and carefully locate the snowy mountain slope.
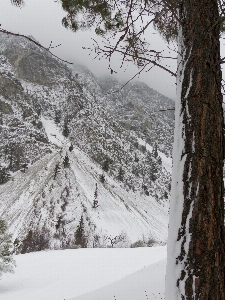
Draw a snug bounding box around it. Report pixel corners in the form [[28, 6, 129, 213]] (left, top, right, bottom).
[[138, 138, 172, 174], [0, 247, 167, 300], [0, 119, 168, 246], [0, 32, 173, 249], [97, 77, 175, 157]]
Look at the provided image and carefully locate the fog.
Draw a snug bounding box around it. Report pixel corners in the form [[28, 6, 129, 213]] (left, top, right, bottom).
[[0, 0, 187, 100]]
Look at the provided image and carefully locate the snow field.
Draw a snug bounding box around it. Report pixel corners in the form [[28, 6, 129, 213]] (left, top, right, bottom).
[[0, 246, 167, 300]]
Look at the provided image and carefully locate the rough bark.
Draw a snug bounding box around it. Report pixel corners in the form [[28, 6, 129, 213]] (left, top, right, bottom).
[[167, 0, 225, 299]]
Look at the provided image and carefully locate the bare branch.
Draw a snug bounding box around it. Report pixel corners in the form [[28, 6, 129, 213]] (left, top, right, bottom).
[[0, 28, 73, 65], [105, 63, 150, 95], [99, 44, 177, 76], [159, 108, 175, 111]]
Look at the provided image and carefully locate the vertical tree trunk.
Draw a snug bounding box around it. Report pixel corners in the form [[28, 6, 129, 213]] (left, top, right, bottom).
[[166, 0, 225, 299]]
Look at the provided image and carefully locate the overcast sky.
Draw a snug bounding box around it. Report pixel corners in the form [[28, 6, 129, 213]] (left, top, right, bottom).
[[1, 0, 224, 101]]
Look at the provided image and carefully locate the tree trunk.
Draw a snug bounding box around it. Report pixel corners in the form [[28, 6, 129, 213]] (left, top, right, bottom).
[[166, 0, 225, 299]]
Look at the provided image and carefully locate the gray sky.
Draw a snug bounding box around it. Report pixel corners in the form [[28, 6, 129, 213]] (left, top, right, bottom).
[[3, 0, 223, 101]]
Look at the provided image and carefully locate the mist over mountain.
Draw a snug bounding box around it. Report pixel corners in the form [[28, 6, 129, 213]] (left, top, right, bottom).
[[0, 33, 174, 251]]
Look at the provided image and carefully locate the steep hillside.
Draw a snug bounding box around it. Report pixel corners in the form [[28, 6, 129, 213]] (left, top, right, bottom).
[[98, 77, 174, 156], [0, 33, 173, 249]]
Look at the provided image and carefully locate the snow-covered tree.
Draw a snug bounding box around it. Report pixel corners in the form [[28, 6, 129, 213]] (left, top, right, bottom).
[[166, 2, 225, 298], [93, 183, 99, 208], [152, 143, 158, 159], [62, 117, 70, 138], [0, 219, 15, 278], [118, 166, 124, 182], [54, 110, 61, 124], [99, 173, 105, 183], [63, 153, 70, 168], [0, 166, 10, 184], [74, 216, 86, 247]]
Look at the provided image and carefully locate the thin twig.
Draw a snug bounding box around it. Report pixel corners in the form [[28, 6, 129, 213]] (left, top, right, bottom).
[[105, 63, 150, 95], [0, 28, 73, 65]]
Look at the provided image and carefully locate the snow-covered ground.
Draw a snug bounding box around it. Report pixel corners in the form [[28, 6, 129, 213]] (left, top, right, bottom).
[[41, 116, 67, 147], [0, 247, 166, 300]]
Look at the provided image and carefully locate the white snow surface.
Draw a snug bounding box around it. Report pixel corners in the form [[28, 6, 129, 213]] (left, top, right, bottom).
[[0, 246, 167, 300], [40, 116, 67, 147]]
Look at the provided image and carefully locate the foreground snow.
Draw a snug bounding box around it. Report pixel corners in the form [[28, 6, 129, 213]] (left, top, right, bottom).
[[0, 246, 167, 300]]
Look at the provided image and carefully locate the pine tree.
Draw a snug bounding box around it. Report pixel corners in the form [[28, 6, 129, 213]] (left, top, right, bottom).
[[54, 110, 61, 124], [153, 143, 158, 159], [62, 118, 70, 137], [140, 144, 146, 153], [142, 183, 149, 196], [118, 166, 124, 182], [13, 238, 21, 255], [134, 152, 139, 162], [157, 156, 162, 165], [99, 173, 105, 183], [150, 162, 157, 182], [164, 191, 168, 199], [74, 216, 86, 247], [93, 183, 98, 208], [63, 153, 70, 168], [102, 158, 109, 172], [0, 219, 15, 278], [55, 215, 63, 230], [20, 163, 28, 173], [166, 2, 225, 297], [146, 151, 152, 164], [69, 144, 73, 152], [8, 147, 14, 171], [53, 163, 61, 180], [0, 167, 10, 184]]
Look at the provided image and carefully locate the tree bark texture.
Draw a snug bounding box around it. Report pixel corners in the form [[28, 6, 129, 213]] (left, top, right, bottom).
[[166, 0, 225, 299]]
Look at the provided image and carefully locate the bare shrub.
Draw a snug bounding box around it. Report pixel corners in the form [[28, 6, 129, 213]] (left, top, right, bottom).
[[20, 226, 51, 254]]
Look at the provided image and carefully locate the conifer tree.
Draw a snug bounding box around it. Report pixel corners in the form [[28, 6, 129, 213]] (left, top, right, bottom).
[[146, 151, 152, 164], [134, 152, 139, 162], [74, 216, 86, 247], [93, 183, 99, 208], [99, 173, 105, 183], [54, 110, 61, 124], [69, 144, 73, 152], [153, 143, 158, 159], [0, 219, 15, 278], [150, 162, 157, 182], [62, 118, 70, 137], [63, 153, 70, 168], [20, 163, 28, 173], [102, 158, 109, 172], [118, 166, 124, 182], [0, 167, 10, 184], [54, 163, 61, 180], [157, 156, 162, 165]]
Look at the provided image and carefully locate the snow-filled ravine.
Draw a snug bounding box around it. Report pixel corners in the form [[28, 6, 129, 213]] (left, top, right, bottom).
[[0, 246, 167, 300]]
